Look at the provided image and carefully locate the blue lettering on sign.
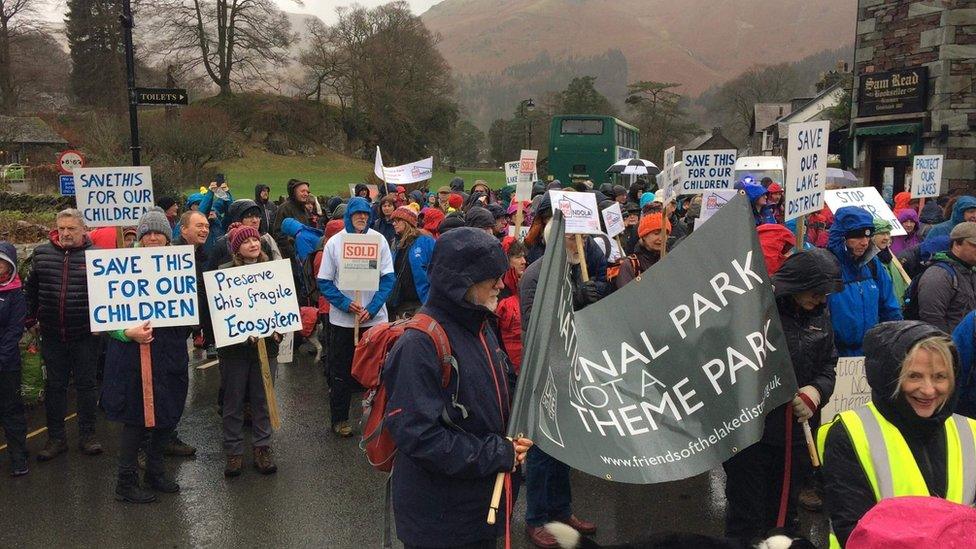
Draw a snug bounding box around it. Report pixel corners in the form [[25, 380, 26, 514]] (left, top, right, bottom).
[[79, 171, 145, 188], [59, 175, 75, 196]]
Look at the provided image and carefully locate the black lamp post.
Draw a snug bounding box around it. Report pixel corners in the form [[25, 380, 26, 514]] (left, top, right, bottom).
[[519, 98, 535, 149]]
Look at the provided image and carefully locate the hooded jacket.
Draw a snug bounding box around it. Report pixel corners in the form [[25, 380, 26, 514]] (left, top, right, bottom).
[[209, 199, 281, 268], [757, 224, 796, 276], [891, 209, 921, 256], [893, 191, 914, 213], [898, 235, 951, 281], [823, 321, 960, 546], [0, 242, 26, 372], [495, 266, 522, 373], [765, 250, 840, 446], [25, 230, 94, 341], [917, 250, 976, 334], [826, 207, 903, 356], [272, 179, 312, 258], [316, 197, 395, 328], [920, 199, 945, 225], [254, 184, 277, 233], [926, 196, 976, 240], [383, 228, 516, 547], [281, 218, 324, 262], [391, 232, 436, 309]]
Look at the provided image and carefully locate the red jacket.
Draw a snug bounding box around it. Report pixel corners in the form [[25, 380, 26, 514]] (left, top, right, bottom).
[[494, 267, 522, 373]]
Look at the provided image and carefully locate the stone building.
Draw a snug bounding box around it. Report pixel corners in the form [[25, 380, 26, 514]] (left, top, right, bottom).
[[851, 1, 975, 196]]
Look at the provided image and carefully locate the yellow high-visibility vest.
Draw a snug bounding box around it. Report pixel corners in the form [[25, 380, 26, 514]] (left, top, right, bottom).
[[816, 402, 976, 548]]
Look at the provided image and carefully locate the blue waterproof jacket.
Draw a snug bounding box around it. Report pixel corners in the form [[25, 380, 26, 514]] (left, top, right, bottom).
[[383, 228, 516, 547], [826, 207, 903, 356], [926, 195, 976, 240], [393, 234, 435, 306], [952, 312, 976, 418], [281, 217, 323, 262]]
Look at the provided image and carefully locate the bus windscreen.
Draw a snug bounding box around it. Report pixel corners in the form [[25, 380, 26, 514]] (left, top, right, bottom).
[[560, 119, 604, 135]]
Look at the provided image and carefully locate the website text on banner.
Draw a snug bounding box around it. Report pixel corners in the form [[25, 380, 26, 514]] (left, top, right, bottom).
[[204, 259, 303, 348], [824, 187, 907, 236], [510, 195, 798, 484], [86, 246, 198, 332], [910, 154, 944, 199], [680, 150, 737, 194], [698, 190, 738, 227], [785, 120, 829, 221], [548, 190, 602, 235], [75, 166, 154, 228]]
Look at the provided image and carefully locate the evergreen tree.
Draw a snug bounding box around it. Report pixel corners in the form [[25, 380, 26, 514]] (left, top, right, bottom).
[[65, 0, 126, 110]]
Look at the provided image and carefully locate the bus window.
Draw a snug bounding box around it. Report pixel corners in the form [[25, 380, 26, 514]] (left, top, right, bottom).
[[561, 119, 604, 135]]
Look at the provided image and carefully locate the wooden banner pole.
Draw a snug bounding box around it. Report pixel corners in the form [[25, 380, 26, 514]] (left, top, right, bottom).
[[116, 226, 124, 249], [514, 201, 524, 240], [140, 343, 155, 428], [257, 338, 281, 430], [803, 421, 820, 467], [659, 208, 668, 258], [575, 235, 589, 282], [795, 215, 806, 251], [353, 290, 361, 345], [891, 254, 912, 285]]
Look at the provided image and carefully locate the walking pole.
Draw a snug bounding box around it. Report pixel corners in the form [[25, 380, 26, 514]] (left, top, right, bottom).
[[487, 469, 507, 524], [353, 290, 361, 344], [257, 338, 281, 430], [575, 235, 589, 281], [140, 343, 155, 428]]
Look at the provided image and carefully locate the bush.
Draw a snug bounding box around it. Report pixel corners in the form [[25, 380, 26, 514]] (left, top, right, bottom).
[[27, 163, 61, 194]]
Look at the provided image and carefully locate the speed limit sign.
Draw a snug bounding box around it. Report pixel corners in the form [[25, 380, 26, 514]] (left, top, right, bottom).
[[58, 150, 86, 175]]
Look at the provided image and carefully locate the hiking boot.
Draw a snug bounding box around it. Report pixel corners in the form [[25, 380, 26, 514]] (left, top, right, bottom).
[[115, 471, 156, 504], [79, 434, 103, 456], [798, 486, 823, 512], [525, 525, 560, 549], [9, 454, 29, 477], [224, 455, 243, 478], [163, 434, 197, 457], [146, 470, 180, 493], [332, 421, 353, 438], [555, 514, 597, 535], [253, 446, 278, 475], [36, 438, 68, 462]]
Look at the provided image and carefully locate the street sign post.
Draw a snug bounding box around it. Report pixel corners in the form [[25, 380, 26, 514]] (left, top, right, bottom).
[[134, 87, 189, 106], [57, 150, 86, 175]]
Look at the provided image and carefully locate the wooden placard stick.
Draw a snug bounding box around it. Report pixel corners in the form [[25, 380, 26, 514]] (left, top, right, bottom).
[[575, 235, 589, 282], [803, 421, 820, 467], [891, 254, 912, 285], [514, 201, 524, 241], [257, 338, 281, 430], [353, 290, 361, 344], [795, 215, 806, 251], [140, 343, 155, 428], [116, 226, 124, 249], [659, 208, 668, 258]]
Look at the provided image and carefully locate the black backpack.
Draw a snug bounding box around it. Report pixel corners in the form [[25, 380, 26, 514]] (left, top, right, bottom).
[[902, 261, 957, 320]]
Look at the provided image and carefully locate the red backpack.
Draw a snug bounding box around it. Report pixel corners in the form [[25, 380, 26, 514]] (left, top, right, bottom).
[[351, 313, 461, 472]]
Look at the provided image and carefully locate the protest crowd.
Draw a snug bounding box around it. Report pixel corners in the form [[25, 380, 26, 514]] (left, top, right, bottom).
[[5, 166, 976, 549]]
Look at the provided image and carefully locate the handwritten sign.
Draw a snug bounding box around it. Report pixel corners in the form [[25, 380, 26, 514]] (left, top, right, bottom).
[[820, 357, 869, 419], [680, 149, 737, 193], [75, 166, 154, 228], [825, 187, 906, 236], [663, 146, 676, 184], [785, 120, 829, 221], [337, 233, 383, 291], [601, 202, 625, 237], [86, 246, 198, 331], [548, 190, 601, 235], [204, 259, 301, 348], [911, 154, 943, 199]]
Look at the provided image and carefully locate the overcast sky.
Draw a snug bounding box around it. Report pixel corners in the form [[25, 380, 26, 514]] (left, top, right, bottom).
[[275, 0, 443, 23]]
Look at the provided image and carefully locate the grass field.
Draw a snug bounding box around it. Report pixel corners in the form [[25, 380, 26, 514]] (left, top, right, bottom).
[[203, 147, 507, 200]]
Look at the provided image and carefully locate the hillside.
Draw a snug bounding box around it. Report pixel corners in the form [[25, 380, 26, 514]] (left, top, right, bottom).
[[423, 0, 856, 99]]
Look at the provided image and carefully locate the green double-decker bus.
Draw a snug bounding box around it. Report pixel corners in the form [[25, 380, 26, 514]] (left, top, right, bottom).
[[547, 115, 640, 185]]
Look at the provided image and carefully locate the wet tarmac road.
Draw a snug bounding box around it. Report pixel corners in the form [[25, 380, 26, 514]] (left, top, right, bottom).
[[0, 346, 827, 548]]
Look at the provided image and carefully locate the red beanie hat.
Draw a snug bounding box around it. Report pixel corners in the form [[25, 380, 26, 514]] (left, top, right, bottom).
[[423, 208, 445, 235], [638, 213, 672, 238], [448, 193, 463, 209], [230, 226, 260, 254], [391, 206, 418, 227]]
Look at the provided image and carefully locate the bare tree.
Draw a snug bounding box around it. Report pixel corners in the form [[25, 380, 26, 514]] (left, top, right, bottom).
[[144, 0, 297, 95], [0, 0, 41, 113]]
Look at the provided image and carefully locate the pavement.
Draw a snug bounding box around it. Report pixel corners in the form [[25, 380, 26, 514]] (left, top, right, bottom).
[[0, 343, 828, 548]]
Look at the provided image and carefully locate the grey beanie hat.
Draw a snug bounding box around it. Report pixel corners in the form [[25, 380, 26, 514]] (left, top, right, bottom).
[[136, 207, 172, 243]]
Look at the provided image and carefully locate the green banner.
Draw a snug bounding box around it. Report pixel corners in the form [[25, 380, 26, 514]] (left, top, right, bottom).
[[512, 195, 798, 483]]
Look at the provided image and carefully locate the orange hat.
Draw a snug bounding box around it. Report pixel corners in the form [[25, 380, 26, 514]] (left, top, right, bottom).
[[638, 214, 671, 238]]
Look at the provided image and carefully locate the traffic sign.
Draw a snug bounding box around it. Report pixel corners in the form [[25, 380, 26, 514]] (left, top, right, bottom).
[[134, 87, 188, 106], [57, 149, 86, 175], [59, 175, 75, 196]]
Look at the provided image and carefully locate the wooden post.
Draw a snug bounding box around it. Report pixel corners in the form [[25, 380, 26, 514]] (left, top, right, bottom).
[[615, 235, 625, 257], [353, 290, 361, 345], [257, 338, 281, 430], [487, 471, 506, 525], [116, 226, 124, 249], [659, 207, 668, 258], [514, 201, 524, 241], [803, 421, 820, 467], [891, 254, 912, 285], [919, 196, 926, 213], [575, 235, 589, 282], [140, 343, 155, 428], [795, 215, 806, 251]]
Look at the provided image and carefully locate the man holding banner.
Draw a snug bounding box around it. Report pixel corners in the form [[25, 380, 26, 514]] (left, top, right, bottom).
[[25, 208, 103, 461]]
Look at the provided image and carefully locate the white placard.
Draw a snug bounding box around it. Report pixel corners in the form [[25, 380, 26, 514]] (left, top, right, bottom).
[[505, 161, 520, 186], [337, 233, 383, 291], [549, 190, 602, 235], [520, 149, 538, 174], [911, 154, 944, 199], [75, 166, 154, 228], [820, 357, 869, 419], [204, 259, 302, 348], [785, 120, 830, 221], [601, 202, 625, 237], [825, 187, 907, 236], [515, 173, 534, 201], [680, 149, 737, 194], [86, 245, 198, 331], [277, 332, 294, 364], [663, 146, 676, 184], [382, 157, 433, 185], [697, 190, 738, 227], [507, 225, 530, 240]]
